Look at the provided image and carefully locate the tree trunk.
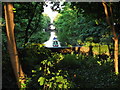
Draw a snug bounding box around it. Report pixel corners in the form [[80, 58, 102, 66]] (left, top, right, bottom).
[[107, 44, 111, 56], [4, 3, 25, 88], [114, 37, 119, 74], [102, 1, 119, 74], [88, 44, 93, 56]]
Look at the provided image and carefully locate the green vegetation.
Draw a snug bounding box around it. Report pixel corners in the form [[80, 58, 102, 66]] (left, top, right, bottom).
[[2, 2, 120, 89], [54, 3, 111, 46], [22, 45, 120, 89]]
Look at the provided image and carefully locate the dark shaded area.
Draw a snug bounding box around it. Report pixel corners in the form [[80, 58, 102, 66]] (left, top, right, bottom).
[[2, 50, 18, 89], [2, 44, 120, 89]]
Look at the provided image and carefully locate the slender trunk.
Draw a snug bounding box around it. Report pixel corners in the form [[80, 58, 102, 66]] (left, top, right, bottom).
[[102, 1, 119, 74], [114, 37, 119, 73], [110, 3, 119, 73], [4, 3, 25, 88], [88, 44, 93, 56]]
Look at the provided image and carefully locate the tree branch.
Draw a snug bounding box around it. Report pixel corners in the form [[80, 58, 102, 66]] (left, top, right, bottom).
[[24, 3, 38, 45]]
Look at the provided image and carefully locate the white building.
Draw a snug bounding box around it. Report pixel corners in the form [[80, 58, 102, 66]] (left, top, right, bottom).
[[43, 24, 61, 47]]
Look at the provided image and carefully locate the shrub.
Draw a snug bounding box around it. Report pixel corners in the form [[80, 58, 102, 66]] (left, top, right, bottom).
[[19, 43, 52, 75], [25, 50, 120, 89]]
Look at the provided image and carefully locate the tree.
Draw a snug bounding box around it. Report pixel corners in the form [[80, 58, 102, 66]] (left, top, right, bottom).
[[102, 1, 120, 74], [24, 3, 38, 44], [4, 3, 25, 88], [70, 2, 120, 74], [29, 13, 51, 43], [55, 2, 120, 73], [13, 2, 44, 47], [54, 3, 81, 46], [54, 3, 108, 46]]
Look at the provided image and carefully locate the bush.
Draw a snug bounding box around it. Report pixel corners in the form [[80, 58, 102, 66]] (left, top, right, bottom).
[[19, 43, 52, 76], [24, 50, 120, 89], [27, 53, 74, 89]]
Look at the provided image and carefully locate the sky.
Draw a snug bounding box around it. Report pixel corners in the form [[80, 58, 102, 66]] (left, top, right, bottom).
[[43, 2, 59, 23]]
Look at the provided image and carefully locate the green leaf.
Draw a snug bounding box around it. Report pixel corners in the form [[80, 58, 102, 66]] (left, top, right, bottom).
[[51, 77, 55, 80], [32, 70, 36, 73], [58, 84, 63, 88], [38, 77, 45, 86], [64, 84, 67, 89], [56, 76, 64, 82], [56, 72, 60, 75], [12, 8, 16, 10], [39, 67, 42, 70], [49, 82, 53, 88], [95, 19, 99, 25], [13, 11, 16, 13], [47, 69, 50, 74]]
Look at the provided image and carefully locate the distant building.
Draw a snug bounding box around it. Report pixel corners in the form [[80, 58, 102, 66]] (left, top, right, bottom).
[[43, 24, 61, 47]]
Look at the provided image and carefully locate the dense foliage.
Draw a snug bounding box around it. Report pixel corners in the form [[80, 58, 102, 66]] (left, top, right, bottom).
[[54, 3, 112, 46], [2, 2, 120, 89], [22, 45, 120, 89], [2, 2, 51, 48]]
